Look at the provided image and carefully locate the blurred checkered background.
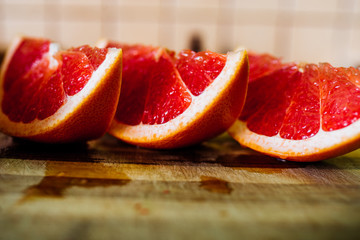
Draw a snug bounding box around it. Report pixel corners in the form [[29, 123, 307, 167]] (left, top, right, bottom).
[[1, 0, 360, 67]]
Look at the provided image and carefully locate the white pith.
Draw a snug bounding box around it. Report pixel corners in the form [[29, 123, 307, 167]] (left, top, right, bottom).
[[110, 49, 247, 142], [228, 119, 360, 158], [0, 36, 121, 137]]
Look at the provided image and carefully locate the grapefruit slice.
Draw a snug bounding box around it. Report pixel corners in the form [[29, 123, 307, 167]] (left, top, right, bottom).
[[0, 36, 122, 143], [228, 52, 360, 161], [97, 40, 249, 149]]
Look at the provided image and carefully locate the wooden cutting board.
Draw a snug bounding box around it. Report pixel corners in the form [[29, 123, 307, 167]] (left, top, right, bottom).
[[0, 132, 360, 240]]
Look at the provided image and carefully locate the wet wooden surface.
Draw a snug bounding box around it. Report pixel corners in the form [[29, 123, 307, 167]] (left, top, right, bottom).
[[0, 132, 360, 240]]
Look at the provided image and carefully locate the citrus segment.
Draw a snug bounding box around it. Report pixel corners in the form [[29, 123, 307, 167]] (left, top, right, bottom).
[[98, 40, 249, 149], [141, 51, 192, 125], [60, 51, 94, 96], [105, 43, 192, 126], [279, 64, 320, 140], [0, 36, 122, 143], [176, 50, 226, 96], [114, 44, 158, 125], [248, 52, 283, 82], [229, 52, 360, 161], [240, 65, 299, 137], [320, 63, 360, 131], [4, 38, 50, 90], [70, 45, 108, 70]]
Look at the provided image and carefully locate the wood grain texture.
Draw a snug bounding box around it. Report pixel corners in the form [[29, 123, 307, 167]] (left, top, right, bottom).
[[0, 133, 360, 240]]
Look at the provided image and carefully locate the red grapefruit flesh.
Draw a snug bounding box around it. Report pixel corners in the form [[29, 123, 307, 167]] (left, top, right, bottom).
[[229, 52, 360, 161], [0, 36, 122, 143], [97, 40, 249, 149]]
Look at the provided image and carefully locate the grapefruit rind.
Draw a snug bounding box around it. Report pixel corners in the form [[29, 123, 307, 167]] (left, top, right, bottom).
[[228, 119, 360, 161], [0, 37, 122, 142], [109, 49, 249, 148]]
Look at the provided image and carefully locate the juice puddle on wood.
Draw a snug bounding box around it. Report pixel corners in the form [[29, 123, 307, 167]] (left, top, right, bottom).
[[199, 176, 233, 194], [18, 161, 131, 203]]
